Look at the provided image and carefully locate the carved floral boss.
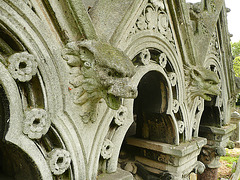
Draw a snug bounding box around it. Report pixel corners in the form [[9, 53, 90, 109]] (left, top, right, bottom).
[[62, 40, 137, 123]]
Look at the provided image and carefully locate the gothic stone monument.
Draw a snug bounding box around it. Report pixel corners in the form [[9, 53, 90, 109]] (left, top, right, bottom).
[[0, 0, 236, 179]]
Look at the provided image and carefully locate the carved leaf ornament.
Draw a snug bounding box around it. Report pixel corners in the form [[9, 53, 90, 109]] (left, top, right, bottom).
[[129, 0, 174, 44]]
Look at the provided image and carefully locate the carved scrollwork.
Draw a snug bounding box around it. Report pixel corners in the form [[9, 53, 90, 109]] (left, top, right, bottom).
[[128, 0, 174, 46], [101, 139, 114, 160], [172, 99, 179, 113], [177, 121, 184, 134], [168, 72, 177, 86], [192, 119, 197, 130], [208, 31, 220, 58], [8, 52, 38, 82], [23, 108, 51, 139], [193, 161, 205, 174], [62, 40, 137, 123], [48, 149, 71, 175]]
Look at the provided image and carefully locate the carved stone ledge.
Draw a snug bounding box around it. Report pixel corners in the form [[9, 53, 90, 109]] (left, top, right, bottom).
[[125, 137, 207, 179], [199, 124, 236, 147], [98, 168, 133, 180]]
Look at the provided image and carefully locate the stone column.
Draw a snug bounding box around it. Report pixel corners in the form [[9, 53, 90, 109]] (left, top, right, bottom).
[[197, 146, 225, 180], [198, 124, 236, 180], [230, 111, 240, 147]]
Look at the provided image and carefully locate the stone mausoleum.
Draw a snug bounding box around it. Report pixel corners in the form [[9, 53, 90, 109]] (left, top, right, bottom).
[[0, 0, 237, 179]]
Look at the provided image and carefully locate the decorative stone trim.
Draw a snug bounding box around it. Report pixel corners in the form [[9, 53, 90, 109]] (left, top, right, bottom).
[[48, 149, 71, 175], [193, 119, 197, 130], [158, 52, 167, 68], [114, 106, 128, 126], [23, 108, 50, 139], [101, 139, 114, 159], [177, 121, 184, 134], [172, 99, 179, 113], [168, 72, 177, 86], [193, 161, 205, 174], [128, 0, 175, 46], [140, 49, 151, 65], [8, 52, 38, 82]]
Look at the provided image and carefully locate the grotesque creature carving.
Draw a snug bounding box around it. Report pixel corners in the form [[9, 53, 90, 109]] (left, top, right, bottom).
[[62, 40, 137, 123], [185, 66, 220, 103]]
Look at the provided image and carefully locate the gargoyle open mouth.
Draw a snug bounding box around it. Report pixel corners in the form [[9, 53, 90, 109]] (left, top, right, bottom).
[[202, 93, 214, 101], [105, 94, 122, 110], [202, 88, 220, 101]]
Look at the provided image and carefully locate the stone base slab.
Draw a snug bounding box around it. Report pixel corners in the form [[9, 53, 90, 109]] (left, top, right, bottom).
[[97, 168, 133, 180]]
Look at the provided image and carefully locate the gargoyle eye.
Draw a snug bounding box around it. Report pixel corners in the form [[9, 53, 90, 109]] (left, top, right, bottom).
[[207, 80, 215, 85], [108, 71, 113, 76], [114, 72, 123, 78], [84, 62, 92, 68]]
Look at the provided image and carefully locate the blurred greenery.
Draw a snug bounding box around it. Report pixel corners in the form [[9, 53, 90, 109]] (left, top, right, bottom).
[[232, 41, 240, 77]]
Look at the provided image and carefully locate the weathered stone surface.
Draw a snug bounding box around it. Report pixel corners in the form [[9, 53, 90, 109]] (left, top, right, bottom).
[[0, 0, 235, 179]]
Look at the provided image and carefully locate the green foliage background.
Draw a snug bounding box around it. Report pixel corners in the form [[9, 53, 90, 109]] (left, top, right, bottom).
[[232, 41, 240, 77]]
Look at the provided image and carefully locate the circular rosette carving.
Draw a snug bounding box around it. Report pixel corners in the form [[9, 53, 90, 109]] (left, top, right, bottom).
[[172, 99, 179, 113], [8, 52, 38, 82], [114, 106, 128, 126], [140, 49, 151, 65], [168, 72, 177, 86], [158, 53, 167, 68], [177, 121, 184, 134], [23, 108, 51, 139], [101, 139, 114, 159], [48, 149, 71, 175]]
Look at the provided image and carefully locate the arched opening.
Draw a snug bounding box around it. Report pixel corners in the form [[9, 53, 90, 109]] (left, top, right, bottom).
[[200, 97, 221, 127], [117, 71, 177, 179], [0, 85, 41, 180], [133, 71, 175, 144]]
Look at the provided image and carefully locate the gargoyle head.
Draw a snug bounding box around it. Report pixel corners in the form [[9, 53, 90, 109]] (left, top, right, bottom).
[[185, 66, 221, 102], [62, 40, 137, 122]]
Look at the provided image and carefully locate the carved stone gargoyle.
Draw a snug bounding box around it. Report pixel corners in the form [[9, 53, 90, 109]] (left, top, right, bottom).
[[185, 66, 221, 103], [62, 40, 137, 123]]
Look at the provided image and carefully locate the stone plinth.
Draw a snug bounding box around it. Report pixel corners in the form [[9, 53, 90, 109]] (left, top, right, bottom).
[[230, 111, 240, 145], [126, 137, 207, 179], [199, 124, 236, 147], [198, 124, 236, 180], [98, 168, 133, 180]]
